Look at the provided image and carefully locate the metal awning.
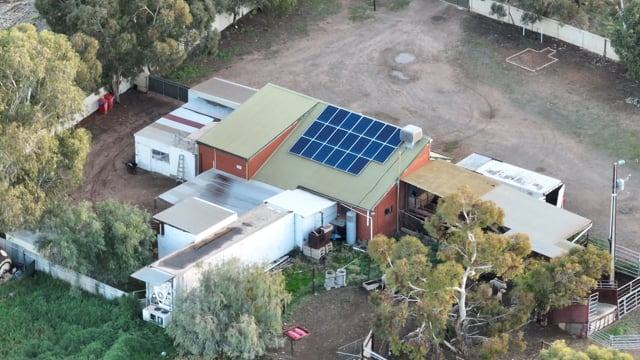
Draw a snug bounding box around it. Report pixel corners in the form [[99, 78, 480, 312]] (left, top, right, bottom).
[[402, 160, 499, 197], [131, 267, 174, 285]]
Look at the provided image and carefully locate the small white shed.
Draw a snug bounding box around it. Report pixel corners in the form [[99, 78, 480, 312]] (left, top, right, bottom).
[[264, 189, 337, 248], [153, 197, 238, 258]]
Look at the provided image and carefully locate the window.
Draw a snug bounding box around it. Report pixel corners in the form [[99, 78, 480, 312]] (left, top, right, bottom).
[[384, 206, 393, 215], [152, 149, 169, 163]]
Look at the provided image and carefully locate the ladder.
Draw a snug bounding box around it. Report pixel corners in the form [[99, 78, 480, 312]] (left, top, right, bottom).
[[176, 154, 185, 184]]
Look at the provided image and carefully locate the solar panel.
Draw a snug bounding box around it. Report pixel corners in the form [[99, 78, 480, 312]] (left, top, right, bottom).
[[317, 105, 338, 123], [288, 104, 410, 175]]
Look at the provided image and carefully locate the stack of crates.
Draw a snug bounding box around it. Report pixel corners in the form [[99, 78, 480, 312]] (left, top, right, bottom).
[[303, 241, 334, 261]]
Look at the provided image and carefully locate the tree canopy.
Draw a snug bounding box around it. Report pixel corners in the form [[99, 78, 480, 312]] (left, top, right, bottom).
[[0, 24, 92, 128], [611, 0, 640, 79], [537, 340, 633, 360], [37, 200, 154, 285], [36, 0, 194, 101], [369, 187, 611, 359], [369, 187, 533, 359], [516, 245, 611, 319], [168, 258, 291, 359]]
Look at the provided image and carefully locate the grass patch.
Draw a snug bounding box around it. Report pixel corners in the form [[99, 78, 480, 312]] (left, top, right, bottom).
[[0, 273, 175, 359], [442, 140, 460, 153], [605, 322, 632, 336], [306, 0, 340, 17], [168, 64, 209, 83], [388, 0, 411, 11], [349, 2, 373, 22], [282, 243, 381, 309], [458, 17, 639, 162]]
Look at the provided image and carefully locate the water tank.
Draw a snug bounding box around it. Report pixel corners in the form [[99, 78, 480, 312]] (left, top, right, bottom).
[[346, 211, 356, 245], [335, 268, 347, 287]]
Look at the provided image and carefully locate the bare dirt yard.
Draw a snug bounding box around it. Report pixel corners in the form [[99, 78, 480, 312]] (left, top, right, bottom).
[[70, 91, 183, 213], [6, 0, 640, 358]]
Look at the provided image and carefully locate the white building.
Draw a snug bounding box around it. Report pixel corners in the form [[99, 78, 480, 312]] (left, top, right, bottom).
[[134, 78, 257, 181], [131, 204, 295, 328], [153, 197, 238, 258], [265, 189, 338, 248]]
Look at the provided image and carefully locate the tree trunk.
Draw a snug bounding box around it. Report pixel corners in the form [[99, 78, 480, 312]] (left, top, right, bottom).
[[111, 73, 121, 104]]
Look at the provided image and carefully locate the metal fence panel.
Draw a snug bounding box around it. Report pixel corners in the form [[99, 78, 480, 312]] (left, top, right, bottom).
[[148, 76, 189, 102]]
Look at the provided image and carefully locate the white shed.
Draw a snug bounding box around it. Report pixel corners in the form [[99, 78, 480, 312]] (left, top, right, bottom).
[[264, 189, 337, 248], [131, 204, 295, 328], [135, 78, 257, 182], [457, 153, 566, 208], [153, 197, 238, 258]]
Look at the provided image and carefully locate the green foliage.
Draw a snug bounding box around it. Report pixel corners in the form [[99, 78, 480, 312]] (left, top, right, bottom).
[[0, 274, 175, 359], [537, 340, 633, 359], [611, 1, 640, 79], [168, 258, 291, 359], [37, 199, 154, 285], [370, 187, 533, 359], [36, 0, 195, 100], [69, 32, 102, 93], [0, 124, 91, 231], [516, 245, 611, 315], [0, 24, 87, 128]]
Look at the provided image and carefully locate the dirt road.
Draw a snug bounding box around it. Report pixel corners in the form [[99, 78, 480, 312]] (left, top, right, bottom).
[[213, 0, 640, 248]]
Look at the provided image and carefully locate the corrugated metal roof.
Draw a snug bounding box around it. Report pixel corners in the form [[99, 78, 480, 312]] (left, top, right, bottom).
[[197, 83, 318, 159], [189, 77, 257, 108], [131, 266, 175, 284], [401, 160, 591, 258], [158, 168, 283, 215], [458, 153, 563, 198], [265, 189, 336, 217], [402, 160, 499, 197], [253, 103, 430, 210], [482, 186, 589, 258], [153, 197, 237, 235], [151, 204, 290, 275]]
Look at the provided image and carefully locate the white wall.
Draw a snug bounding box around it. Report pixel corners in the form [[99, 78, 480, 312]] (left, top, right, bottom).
[[294, 204, 338, 248], [158, 225, 196, 258], [469, 0, 619, 61], [174, 212, 295, 293], [135, 137, 197, 180]]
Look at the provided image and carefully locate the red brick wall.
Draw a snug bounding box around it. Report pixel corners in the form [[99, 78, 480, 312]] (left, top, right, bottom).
[[214, 150, 247, 178], [199, 145, 214, 173], [248, 122, 298, 179], [402, 143, 431, 177], [373, 185, 399, 236]]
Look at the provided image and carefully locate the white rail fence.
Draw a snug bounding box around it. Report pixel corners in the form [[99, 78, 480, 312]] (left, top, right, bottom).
[[0, 235, 127, 300], [468, 0, 619, 61]]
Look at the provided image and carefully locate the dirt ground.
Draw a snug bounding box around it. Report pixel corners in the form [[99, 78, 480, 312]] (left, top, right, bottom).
[[6, 0, 640, 358], [70, 91, 183, 213]]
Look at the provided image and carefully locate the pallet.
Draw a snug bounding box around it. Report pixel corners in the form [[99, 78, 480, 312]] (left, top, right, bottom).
[[303, 242, 334, 260]]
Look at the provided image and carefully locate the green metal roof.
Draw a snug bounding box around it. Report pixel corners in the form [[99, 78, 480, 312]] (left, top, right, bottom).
[[253, 103, 430, 210], [197, 83, 318, 159]]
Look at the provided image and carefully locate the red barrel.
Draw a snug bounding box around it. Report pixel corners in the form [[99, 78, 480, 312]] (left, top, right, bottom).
[[103, 93, 114, 110]]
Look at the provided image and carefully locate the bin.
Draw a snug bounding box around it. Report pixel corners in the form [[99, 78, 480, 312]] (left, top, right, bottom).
[[98, 98, 108, 115], [103, 93, 114, 110]]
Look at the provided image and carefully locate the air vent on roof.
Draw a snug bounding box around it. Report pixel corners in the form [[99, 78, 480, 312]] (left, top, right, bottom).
[[400, 125, 423, 148]]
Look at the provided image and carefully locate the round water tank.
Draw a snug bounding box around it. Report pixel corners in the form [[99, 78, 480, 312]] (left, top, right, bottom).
[[335, 268, 347, 287], [346, 211, 356, 245]]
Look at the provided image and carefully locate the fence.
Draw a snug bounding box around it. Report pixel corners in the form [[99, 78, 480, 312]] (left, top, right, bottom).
[[148, 76, 189, 102], [0, 235, 128, 300], [468, 0, 619, 62], [590, 330, 640, 350]]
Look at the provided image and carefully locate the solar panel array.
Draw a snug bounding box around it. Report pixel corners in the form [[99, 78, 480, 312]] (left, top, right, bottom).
[[289, 105, 403, 175]]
